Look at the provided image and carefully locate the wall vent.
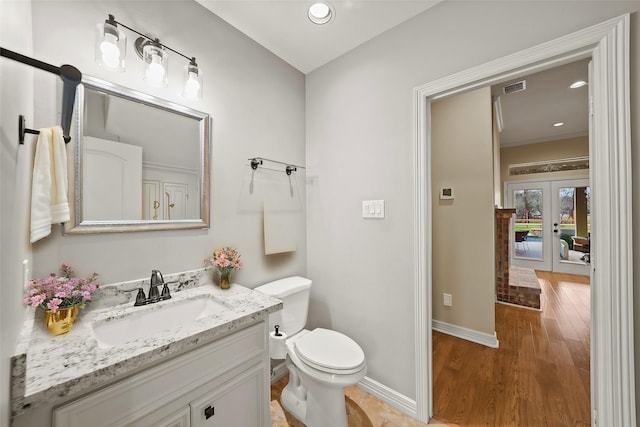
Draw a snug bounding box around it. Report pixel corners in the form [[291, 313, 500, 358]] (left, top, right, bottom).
[[502, 80, 526, 95]]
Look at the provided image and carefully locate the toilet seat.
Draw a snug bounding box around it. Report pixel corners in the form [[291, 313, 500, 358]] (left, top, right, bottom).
[[293, 328, 365, 375]]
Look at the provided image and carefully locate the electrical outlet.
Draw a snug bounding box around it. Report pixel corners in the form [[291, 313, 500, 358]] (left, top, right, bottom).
[[443, 293, 452, 307]]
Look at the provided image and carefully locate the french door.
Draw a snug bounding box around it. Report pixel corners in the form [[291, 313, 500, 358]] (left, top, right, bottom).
[[505, 178, 590, 276]]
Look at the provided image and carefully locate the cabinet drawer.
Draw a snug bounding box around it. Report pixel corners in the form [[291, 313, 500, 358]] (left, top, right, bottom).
[[53, 322, 266, 427]]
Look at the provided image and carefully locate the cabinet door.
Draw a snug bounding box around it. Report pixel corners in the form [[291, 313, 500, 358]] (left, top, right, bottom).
[[53, 323, 266, 427], [127, 405, 190, 427], [190, 363, 267, 427]]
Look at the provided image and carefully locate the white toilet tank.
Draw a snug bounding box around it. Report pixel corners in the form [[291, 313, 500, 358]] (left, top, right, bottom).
[[254, 276, 312, 338]]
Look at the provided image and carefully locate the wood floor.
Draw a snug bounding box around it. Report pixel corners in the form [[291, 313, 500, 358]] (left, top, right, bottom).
[[432, 271, 591, 426]]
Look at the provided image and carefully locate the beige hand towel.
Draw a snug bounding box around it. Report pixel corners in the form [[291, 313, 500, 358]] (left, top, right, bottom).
[[30, 126, 69, 243]]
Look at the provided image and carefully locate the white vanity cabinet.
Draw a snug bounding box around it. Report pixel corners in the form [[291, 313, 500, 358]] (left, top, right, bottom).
[[52, 322, 270, 427]]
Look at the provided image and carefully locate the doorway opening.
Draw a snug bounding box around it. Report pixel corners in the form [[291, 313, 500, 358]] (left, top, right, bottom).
[[411, 15, 633, 426], [430, 55, 592, 424]]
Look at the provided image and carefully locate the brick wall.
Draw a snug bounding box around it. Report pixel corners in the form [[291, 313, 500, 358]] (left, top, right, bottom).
[[494, 208, 541, 309], [495, 209, 515, 303]]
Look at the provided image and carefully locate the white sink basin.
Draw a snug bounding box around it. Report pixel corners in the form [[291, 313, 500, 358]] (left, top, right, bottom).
[[92, 295, 230, 348]]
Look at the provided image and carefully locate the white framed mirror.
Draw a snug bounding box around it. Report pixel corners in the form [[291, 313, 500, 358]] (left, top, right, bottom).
[[64, 76, 210, 234]]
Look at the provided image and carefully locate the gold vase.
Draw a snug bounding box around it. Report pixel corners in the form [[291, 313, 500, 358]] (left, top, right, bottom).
[[220, 271, 231, 289], [45, 305, 80, 336]]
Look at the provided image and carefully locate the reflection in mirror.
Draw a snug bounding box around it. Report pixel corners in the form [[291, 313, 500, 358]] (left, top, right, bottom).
[[65, 76, 210, 233]]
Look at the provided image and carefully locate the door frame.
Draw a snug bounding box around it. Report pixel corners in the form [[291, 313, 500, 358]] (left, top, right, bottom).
[[412, 15, 633, 425]]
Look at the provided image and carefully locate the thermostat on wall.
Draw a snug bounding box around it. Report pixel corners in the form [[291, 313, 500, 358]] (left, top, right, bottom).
[[440, 187, 454, 200]]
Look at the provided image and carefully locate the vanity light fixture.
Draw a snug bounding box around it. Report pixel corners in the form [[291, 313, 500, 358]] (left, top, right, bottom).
[[569, 80, 587, 89], [308, 2, 335, 25], [96, 14, 202, 100]]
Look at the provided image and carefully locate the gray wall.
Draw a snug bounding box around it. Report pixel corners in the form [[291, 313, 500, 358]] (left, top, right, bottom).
[[306, 0, 640, 403], [27, 0, 306, 286], [2, 2, 305, 425], [0, 2, 34, 425]]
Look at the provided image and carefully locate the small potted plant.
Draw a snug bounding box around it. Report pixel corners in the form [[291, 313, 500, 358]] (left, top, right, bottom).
[[205, 247, 243, 289], [24, 264, 99, 336]]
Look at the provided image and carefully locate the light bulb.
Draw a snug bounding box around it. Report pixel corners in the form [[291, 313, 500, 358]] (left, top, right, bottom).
[[147, 54, 166, 83], [309, 3, 330, 19], [100, 34, 121, 69], [183, 72, 201, 99], [308, 2, 334, 24], [182, 60, 202, 100]]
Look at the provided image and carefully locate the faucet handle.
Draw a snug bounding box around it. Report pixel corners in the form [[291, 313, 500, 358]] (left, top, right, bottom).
[[160, 283, 171, 300], [134, 288, 147, 306]]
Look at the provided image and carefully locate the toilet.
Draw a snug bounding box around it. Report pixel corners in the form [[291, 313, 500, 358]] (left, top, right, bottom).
[[255, 276, 367, 427]]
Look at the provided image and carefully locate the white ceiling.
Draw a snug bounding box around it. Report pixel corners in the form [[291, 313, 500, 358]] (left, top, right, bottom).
[[195, 1, 588, 147], [195, 0, 442, 74], [492, 59, 590, 147]]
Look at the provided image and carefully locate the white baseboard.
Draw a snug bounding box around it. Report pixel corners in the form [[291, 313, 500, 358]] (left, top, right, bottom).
[[432, 319, 499, 348], [358, 376, 417, 419]]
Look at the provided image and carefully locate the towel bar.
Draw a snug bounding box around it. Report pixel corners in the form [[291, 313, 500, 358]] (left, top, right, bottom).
[[1, 47, 81, 145], [248, 157, 305, 175], [18, 115, 70, 145]]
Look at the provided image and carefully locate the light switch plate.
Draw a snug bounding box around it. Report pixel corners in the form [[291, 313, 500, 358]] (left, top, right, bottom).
[[362, 200, 385, 219]]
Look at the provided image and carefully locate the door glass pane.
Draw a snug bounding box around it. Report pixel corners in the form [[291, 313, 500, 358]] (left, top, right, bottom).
[[513, 189, 543, 260], [558, 186, 590, 265]]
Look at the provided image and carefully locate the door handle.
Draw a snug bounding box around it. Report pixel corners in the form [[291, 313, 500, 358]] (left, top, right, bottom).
[[553, 223, 559, 233]]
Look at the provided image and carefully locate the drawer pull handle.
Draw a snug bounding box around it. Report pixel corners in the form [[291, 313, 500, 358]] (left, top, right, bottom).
[[204, 405, 215, 419]]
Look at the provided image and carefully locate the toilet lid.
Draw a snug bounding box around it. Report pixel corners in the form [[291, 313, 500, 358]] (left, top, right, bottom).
[[294, 328, 365, 372]]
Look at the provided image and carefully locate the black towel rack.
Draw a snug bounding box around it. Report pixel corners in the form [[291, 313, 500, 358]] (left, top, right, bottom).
[[0, 47, 82, 145], [18, 115, 42, 144]]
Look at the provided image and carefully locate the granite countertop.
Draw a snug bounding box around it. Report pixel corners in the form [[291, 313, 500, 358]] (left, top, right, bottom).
[[10, 268, 282, 417]]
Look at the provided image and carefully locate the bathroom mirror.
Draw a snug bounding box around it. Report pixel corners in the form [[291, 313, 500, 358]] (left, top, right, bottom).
[[64, 76, 210, 234]]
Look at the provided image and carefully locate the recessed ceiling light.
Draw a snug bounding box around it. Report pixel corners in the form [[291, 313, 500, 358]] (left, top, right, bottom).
[[569, 80, 587, 89], [553, 122, 565, 127], [308, 2, 334, 25]]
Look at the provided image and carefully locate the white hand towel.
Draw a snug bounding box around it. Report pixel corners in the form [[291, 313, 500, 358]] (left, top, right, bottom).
[[49, 127, 69, 223], [30, 126, 69, 243]]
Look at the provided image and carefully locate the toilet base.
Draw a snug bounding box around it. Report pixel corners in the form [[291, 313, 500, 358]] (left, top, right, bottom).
[[280, 357, 349, 427]]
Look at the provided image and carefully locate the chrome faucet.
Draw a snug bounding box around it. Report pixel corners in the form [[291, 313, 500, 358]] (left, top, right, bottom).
[[134, 270, 171, 306]]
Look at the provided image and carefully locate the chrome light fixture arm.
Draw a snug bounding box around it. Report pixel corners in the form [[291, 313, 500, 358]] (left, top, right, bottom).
[[106, 14, 194, 63]]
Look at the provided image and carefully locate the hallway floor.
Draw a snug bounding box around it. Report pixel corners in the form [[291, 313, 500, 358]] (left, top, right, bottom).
[[432, 271, 590, 426]]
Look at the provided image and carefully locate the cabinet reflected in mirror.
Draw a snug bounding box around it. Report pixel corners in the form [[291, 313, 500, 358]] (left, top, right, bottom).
[[65, 76, 210, 234]]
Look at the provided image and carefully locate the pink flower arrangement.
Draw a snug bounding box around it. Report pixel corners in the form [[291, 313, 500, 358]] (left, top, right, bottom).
[[24, 264, 99, 312], [205, 247, 243, 274]]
